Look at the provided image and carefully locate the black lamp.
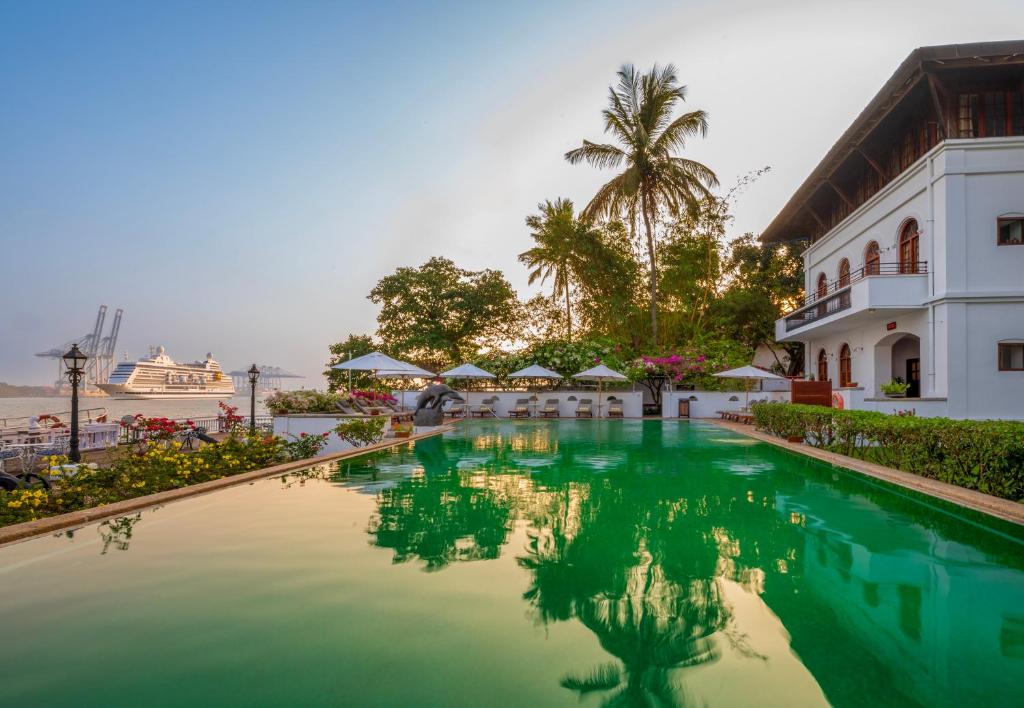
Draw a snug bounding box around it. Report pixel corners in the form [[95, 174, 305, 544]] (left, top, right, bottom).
[[247, 364, 260, 433], [62, 343, 88, 462]]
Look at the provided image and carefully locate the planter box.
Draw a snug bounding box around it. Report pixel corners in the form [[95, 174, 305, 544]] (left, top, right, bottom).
[[883, 392, 907, 398]]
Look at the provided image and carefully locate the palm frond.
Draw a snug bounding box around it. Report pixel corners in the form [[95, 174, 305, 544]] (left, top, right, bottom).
[[560, 663, 621, 693], [565, 141, 627, 169], [653, 110, 709, 153]]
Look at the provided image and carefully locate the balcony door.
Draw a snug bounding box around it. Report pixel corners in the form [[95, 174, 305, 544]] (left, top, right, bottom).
[[899, 220, 920, 274], [865, 241, 880, 275]]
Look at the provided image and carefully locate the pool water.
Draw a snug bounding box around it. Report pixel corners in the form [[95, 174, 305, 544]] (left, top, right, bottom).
[[1, 420, 1022, 707]]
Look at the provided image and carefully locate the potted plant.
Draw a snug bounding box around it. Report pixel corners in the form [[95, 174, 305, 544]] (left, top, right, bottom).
[[392, 422, 413, 439], [881, 377, 910, 398]]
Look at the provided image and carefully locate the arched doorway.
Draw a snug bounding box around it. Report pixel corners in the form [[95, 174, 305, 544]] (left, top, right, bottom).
[[899, 220, 920, 274], [817, 348, 828, 382], [873, 332, 921, 398], [865, 241, 880, 275]]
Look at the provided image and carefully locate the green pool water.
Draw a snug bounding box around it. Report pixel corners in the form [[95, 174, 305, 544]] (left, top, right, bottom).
[[1, 420, 1022, 707]]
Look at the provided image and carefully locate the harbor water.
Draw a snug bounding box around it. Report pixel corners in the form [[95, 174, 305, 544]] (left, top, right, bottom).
[[0, 395, 267, 422]]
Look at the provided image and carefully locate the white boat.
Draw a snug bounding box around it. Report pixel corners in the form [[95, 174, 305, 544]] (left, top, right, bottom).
[[96, 346, 236, 400]]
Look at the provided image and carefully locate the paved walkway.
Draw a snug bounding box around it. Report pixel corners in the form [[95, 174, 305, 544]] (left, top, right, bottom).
[[707, 418, 1024, 526]]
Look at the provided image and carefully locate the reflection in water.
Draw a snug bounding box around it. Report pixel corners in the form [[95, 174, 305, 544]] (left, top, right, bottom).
[[346, 420, 1024, 707], [97, 513, 143, 554]]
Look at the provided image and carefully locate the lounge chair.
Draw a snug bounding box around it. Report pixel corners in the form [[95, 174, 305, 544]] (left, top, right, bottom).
[[607, 398, 624, 418], [509, 398, 531, 418], [335, 400, 359, 415], [352, 399, 391, 416], [445, 401, 467, 418], [539, 399, 560, 418], [575, 398, 593, 418], [470, 398, 496, 417]]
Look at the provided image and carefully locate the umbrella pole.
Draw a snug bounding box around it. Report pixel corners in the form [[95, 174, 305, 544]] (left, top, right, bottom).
[[745, 378, 749, 411]]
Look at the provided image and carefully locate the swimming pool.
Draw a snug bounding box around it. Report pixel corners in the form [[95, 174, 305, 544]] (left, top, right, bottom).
[[1, 420, 1021, 707]]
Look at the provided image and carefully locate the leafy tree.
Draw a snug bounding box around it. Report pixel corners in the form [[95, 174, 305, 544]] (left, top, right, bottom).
[[324, 334, 377, 392], [369, 257, 519, 371], [566, 64, 718, 344], [518, 294, 569, 345]]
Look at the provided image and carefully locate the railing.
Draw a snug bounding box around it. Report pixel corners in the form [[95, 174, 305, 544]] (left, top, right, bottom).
[[172, 415, 274, 433], [789, 261, 927, 313], [783, 260, 927, 332], [0, 407, 110, 430]]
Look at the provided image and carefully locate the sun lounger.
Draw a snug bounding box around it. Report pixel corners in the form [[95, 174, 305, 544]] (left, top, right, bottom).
[[539, 399, 560, 418], [352, 399, 391, 417], [607, 398, 624, 418], [445, 402, 467, 418], [335, 401, 360, 415], [575, 398, 593, 418], [509, 398, 531, 418], [470, 398, 496, 417]]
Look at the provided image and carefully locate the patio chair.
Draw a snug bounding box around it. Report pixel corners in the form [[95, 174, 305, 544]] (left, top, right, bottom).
[[352, 399, 391, 417], [607, 398, 624, 418], [509, 398, 531, 418], [0, 443, 23, 476], [539, 399, 560, 418], [575, 399, 593, 418]]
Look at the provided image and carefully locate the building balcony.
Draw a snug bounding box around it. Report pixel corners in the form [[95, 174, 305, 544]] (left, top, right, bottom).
[[776, 262, 928, 341]]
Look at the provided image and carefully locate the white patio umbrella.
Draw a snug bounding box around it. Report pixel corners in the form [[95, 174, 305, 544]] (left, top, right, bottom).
[[441, 363, 496, 416], [712, 365, 786, 410], [332, 352, 431, 408], [573, 364, 628, 418], [508, 364, 563, 415], [374, 364, 436, 409]]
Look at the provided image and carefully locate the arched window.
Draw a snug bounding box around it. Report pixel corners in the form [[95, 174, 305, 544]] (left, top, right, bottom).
[[838, 258, 851, 287], [839, 344, 852, 387], [817, 348, 828, 382], [865, 241, 880, 275], [899, 220, 920, 273]]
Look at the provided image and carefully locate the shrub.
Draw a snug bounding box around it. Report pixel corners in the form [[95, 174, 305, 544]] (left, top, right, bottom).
[[751, 403, 1024, 501], [281, 432, 331, 461], [335, 417, 387, 447], [265, 390, 347, 415]]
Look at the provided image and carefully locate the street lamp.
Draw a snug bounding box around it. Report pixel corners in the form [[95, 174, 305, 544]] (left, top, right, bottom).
[[62, 343, 88, 463], [247, 364, 260, 434]]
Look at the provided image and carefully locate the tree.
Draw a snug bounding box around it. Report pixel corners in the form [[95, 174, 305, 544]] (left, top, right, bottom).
[[369, 257, 519, 370], [324, 334, 377, 392], [566, 64, 718, 344], [519, 198, 605, 341]]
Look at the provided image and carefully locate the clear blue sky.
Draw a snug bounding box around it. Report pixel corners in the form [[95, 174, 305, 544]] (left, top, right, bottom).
[[0, 0, 1017, 386]]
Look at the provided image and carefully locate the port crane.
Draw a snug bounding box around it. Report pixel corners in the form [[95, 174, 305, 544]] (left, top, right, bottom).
[[35, 306, 124, 393]]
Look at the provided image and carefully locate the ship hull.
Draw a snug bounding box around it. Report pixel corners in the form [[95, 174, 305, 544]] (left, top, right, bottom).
[[96, 384, 235, 400]]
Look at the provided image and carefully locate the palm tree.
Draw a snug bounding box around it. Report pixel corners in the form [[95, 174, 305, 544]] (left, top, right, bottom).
[[519, 198, 601, 341], [566, 64, 718, 344]]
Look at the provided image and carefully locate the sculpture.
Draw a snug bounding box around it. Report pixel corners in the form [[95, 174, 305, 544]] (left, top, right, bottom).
[[413, 384, 464, 427]]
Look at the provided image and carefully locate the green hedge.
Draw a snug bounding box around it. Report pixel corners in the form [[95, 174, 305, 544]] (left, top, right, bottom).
[[751, 403, 1024, 501]]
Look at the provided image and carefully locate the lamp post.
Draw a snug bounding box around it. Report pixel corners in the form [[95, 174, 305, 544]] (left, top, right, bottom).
[[62, 343, 88, 463], [248, 364, 260, 434]]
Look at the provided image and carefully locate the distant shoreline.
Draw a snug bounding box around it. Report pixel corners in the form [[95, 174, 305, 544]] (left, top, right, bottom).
[[0, 383, 60, 398]]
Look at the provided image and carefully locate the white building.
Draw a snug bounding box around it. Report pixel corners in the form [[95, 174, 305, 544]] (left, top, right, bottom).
[[763, 41, 1024, 419]]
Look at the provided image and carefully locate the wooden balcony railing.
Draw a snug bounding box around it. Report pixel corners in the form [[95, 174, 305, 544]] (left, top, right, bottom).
[[783, 261, 927, 332]]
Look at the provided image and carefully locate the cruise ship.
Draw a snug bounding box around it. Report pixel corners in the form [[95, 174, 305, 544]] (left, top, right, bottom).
[[97, 347, 236, 399]]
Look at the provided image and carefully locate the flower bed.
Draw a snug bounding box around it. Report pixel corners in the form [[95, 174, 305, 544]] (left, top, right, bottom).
[[751, 403, 1024, 501], [0, 428, 330, 528]]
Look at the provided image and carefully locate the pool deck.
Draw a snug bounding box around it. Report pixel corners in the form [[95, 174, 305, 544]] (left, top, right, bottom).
[[709, 418, 1024, 526], [0, 426, 453, 547]]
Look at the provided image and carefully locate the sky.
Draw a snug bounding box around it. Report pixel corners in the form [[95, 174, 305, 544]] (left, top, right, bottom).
[[0, 0, 1019, 386]]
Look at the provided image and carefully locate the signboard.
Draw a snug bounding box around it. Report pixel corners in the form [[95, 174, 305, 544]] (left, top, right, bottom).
[[886, 321, 897, 331]]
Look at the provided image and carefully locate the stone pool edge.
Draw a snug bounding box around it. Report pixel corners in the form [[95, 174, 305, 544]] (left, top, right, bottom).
[[708, 419, 1024, 526], [0, 426, 453, 547]]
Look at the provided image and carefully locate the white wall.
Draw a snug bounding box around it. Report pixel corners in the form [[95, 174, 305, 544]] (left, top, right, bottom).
[[661, 389, 789, 418], [782, 138, 1024, 420], [273, 414, 393, 454]]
